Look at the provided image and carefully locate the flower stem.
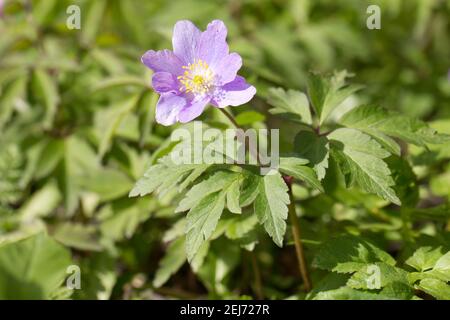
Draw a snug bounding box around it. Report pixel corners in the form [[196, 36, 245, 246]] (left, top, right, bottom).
[[286, 178, 312, 292], [219, 108, 240, 129], [219, 108, 262, 166], [250, 251, 264, 299], [220, 108, 265, 298]]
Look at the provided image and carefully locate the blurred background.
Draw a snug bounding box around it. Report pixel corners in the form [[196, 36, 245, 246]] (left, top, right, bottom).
[[0, 0, 449, 299]]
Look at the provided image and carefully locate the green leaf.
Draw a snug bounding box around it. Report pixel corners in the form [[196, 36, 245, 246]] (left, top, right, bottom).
[[430, 252, 450, 282], [34, 139, 65, 179], [329, 128, 400, 205], [279, 157, 323, 192], [92, 75, 148, 93], [312, 286, 390, 300], [307, 71, 362, 124], [73, 253, 115, 300], [57, 136, 99, 216], [129, 155, 210, 199], [313, 235, 396, 273], [347, 263, 412, 296], [417, 278, 450, 300], [254, 172, 289, 246], [226, 177, 242, 214], [51, 223, 102, 251], [340, 105, 450, 147], [235, 111, 266, 126], [0, 76, 27, 129], [33, 69, 59, 129], [176, 171, 239, 212], [0, 233, 72, 299], [96, 94, 141, 159], [185, 192, 226, 261], [267, 88, 312, 124], [153, 237, 186, 288], [225, 215, 259, 240], [239, 172, 261, 207], [19, 181, 61, 221], [385, 156, 419, 207], [81, 0, 107, 46], [91, 49, 125, 75], [100, 198, 153, 241], [406, 247, 445, 272], [79, 168, 133, 202], [32, 0, 57, 26], [294, 130, 330, 180]]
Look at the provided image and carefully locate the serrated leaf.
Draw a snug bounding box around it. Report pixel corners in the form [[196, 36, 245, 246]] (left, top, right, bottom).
[[406, 246, 445, 272], [226, 177, 242, 214], [313, 235, 396, 273], [340, 105, 450, 147], [294, 130, 330, 180], [307, 71, 362, 124], [239, 172, 261, 207], [417, 278, 450, 300], [176, 171, 238, 212], [254, 172, 289, 247], [129, 155, 210, 199], [329, 128, 400, 205], [225, 213, 259, 240], [279, 157, 323, 192], [385, 156, 419, 207], [153, 237, 186, 288], [267, 88, 312, 124], [190, 241, 210, 273], [347, 263, 411, 293], [185, 192, 226, 261], [431, 252, 450, 281]]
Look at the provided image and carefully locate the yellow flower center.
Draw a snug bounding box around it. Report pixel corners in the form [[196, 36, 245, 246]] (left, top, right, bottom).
[[178, 59, 214, 95]]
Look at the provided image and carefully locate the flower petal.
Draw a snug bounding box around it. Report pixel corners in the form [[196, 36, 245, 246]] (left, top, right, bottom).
[[178, 96, 210, 123], [155, 93, 187, 126], [213, 52, 242, 86], [141, 50, 184, 75], [152, 72, 179, 93], [211, 76, 256, 108], [197, 20, 229, 69], [172, 20, 201, 64]]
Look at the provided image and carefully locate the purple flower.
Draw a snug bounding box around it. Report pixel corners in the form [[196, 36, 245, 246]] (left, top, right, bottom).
[[142, 20, 256, 126], [0, 0, 3, 17]]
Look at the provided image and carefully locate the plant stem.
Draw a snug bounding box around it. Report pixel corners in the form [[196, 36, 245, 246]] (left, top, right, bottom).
[[219, 107, 262, 166], [250, 251, 264, 299], [286, 179, 312, 292], [219, 107, 240, 129], [219, 108, 265, 298]]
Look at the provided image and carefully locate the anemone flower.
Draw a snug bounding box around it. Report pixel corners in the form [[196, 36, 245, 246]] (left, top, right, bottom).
[[141, 20, 256, 126]]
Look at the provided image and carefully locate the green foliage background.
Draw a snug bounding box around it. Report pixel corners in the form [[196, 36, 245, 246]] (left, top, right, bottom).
[[0, 0, 449, 300]]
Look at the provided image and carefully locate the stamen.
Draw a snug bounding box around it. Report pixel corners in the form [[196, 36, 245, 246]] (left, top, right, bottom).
[[178, 59, 214, 95]]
